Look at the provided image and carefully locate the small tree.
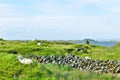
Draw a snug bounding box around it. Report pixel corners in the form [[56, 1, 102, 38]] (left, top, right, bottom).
[[85, 40, 89, 44]]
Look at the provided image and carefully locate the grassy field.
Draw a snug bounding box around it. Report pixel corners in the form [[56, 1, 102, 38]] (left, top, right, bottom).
[[0, 40, 120, 80]]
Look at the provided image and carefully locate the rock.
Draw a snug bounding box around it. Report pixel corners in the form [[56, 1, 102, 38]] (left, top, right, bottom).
[[76, 48, 81, 52], [85, 56, 91, 60], [8, 50, 18, 54], [37, 42, 41, 46], [28, 54, 120, 74]]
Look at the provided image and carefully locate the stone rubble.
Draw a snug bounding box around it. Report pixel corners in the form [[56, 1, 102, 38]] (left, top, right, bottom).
[[28, 53, 120, 74]]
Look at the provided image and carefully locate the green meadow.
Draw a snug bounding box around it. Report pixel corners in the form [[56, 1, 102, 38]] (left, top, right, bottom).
[[0, 40, 120, 80]]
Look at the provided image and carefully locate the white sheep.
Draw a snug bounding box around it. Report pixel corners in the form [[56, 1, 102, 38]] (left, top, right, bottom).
[[18, 55, 33, 64], [85, 56, 91, 60]]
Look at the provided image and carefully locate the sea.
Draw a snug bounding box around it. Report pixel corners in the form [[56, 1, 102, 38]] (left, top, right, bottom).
[[79, 41, 118, 47]]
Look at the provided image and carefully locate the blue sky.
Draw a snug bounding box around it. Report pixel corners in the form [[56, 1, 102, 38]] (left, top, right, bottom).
[[0, 0, 120, 40]]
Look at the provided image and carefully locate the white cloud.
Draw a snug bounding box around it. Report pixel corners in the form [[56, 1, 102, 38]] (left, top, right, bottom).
[[0, 4, 25, 17], [0, 15, 119, 39], [111, 7, 120, 13], [0, 0, 120, 40]]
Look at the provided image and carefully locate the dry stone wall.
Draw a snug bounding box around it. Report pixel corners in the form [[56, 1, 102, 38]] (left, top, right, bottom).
[[29, 54, 120, 74]]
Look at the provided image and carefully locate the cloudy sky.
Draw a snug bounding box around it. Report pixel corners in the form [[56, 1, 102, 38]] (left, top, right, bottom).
[[0, 0, 120, 40]]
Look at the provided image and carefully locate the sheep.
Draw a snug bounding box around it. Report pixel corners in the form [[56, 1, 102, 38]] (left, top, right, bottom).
[[18, 55, 33, 64], [85, 56, 91, 60]]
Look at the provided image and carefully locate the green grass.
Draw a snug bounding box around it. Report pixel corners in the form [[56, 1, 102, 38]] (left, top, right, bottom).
[[89, 42, 120, 60], [0, 53, 118, 80], [0, 40, 120, 80]]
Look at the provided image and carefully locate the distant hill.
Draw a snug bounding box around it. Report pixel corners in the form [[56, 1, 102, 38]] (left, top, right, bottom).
[[82, 39, 95, 42]]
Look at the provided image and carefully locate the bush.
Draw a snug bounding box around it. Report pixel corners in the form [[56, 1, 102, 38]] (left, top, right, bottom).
[[0, 38, 4, 41]]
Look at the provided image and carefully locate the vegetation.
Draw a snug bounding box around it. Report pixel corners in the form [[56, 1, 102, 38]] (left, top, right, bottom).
[[0, 38, 4, 41], [0, 40, 120, 80]]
